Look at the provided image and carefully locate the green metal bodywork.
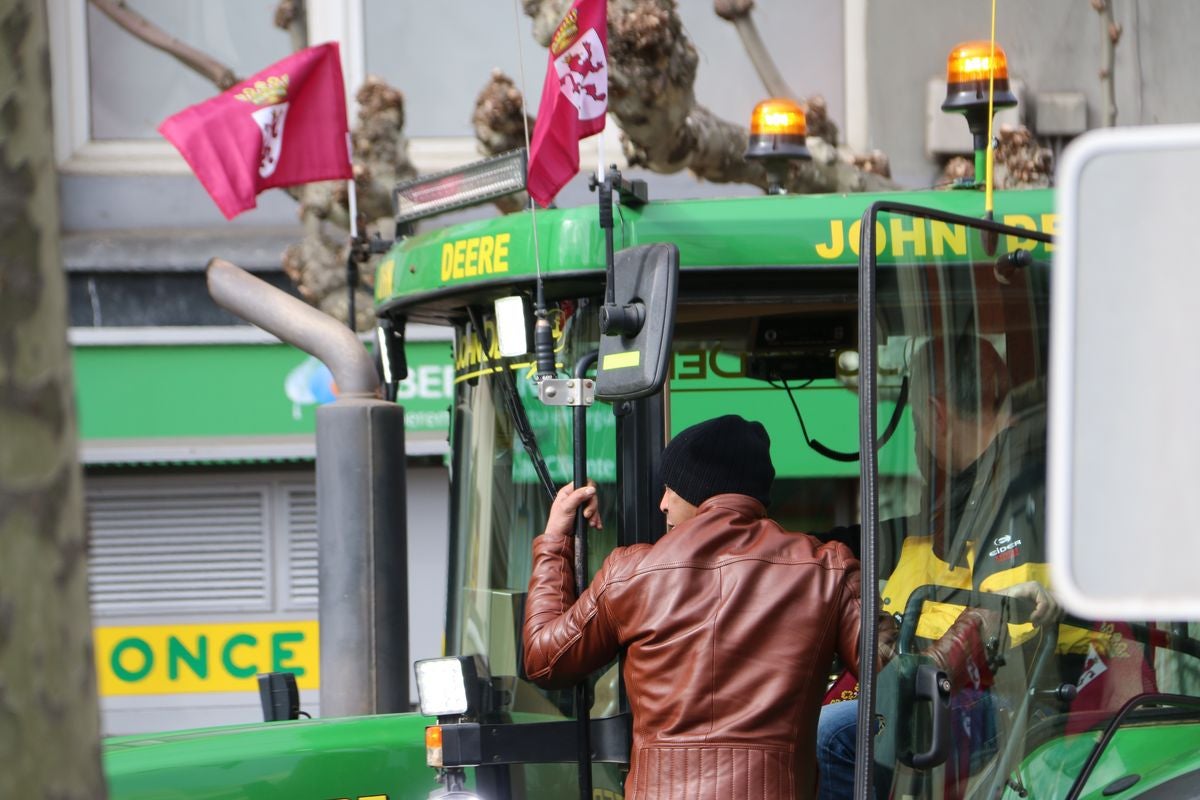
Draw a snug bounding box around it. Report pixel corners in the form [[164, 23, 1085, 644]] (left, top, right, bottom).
[[104, 710, 628, 800], [104, 712, 439, 800], [374, 188, 1056, 319], [1004, 721, 1200, 798]]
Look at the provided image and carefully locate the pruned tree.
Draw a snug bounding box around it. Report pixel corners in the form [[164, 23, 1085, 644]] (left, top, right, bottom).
[[94, 0, 900, 328], [484, 0, 894, 194], [0, 0, 106, 797], [937, 125, 1054, 189], [91, 0, 413, 330]]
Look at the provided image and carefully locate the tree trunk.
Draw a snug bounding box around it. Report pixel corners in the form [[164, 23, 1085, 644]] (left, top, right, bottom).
[[0, 1, 105, 797]]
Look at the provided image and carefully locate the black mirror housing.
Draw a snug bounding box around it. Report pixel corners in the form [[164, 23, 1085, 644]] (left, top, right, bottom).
[[595, 243, 679, 401]]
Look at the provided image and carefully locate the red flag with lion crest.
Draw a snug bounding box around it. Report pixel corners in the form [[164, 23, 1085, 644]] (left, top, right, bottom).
[[159, 43, 352, 220], [527, 0, 608, 208]]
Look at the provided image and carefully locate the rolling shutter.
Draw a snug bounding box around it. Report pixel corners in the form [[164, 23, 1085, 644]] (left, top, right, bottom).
[[87, 482, 271, 615], [284, 484, 318, 609]]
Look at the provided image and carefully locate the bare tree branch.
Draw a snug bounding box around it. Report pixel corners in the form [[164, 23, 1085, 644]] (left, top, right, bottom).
[[284, 76, 415, 331], [993, 124, 1053, 188], [475, 70, 535, 155], [1091, 0, 1120, 127], [89, 0, 418, 327], [90, 0, 239, 90], [713, 0, 796, 101], [525, 0, 572, 45], [274, 0, 309, 52], [937, 125, 1051, 189], [608, 0, 891, 192], [473, 71, 533, 214]]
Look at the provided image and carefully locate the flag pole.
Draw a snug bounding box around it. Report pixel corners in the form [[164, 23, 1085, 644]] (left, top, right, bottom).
[[346, 133, 359, 332], [596, 124, 605, 183]]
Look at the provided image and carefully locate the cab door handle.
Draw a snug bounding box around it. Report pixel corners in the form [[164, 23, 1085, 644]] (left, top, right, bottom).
[[910, 665, 952, 769]]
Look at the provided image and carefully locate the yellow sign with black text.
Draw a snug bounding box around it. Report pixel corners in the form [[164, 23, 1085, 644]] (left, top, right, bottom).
[[94, 621, 319, 696]]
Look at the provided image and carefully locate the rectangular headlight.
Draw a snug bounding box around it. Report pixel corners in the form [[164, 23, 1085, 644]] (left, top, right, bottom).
[[395, 149, 527, 226], [414, 655, 485, 717]]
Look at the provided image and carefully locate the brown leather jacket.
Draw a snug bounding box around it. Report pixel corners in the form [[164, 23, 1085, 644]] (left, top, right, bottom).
[[523, 494, 862, 800]]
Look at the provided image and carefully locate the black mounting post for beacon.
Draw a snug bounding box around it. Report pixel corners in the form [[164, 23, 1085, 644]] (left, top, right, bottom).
[[590, 165, 648, 338]]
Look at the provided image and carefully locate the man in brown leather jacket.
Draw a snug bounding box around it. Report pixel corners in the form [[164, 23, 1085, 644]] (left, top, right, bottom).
[[523, 414, 863, 800]]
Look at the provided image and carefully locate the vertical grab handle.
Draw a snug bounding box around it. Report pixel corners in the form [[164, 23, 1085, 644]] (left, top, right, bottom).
[[910, 665, 952, 769]]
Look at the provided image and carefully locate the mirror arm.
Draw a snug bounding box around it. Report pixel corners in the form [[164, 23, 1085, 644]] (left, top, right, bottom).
[[592, 166, 650, 336]]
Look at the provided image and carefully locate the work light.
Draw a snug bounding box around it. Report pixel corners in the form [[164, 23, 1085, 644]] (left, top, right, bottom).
[[414, 655, 487, 717], [394, 150, 527, 229]]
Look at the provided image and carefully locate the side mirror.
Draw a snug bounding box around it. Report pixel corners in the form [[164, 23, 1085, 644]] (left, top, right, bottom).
[[594, 243, 680, 401], [1049, 123, 1200, 620]]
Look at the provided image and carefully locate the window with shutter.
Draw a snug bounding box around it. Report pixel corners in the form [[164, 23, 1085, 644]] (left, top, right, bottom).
[[87, 478, 271, 615]]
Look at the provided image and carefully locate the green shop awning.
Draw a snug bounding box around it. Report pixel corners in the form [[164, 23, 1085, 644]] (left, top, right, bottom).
[[71, 326, 453, 466]]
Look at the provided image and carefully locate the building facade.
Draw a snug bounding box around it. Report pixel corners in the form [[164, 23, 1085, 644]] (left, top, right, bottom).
[[50, 0, 1200, 735]]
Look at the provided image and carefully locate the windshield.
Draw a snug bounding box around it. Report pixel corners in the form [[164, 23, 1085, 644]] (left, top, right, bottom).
[[865, 207, 1200, 799], [446, 298, 618, 721], [666, 301, 881, 532]]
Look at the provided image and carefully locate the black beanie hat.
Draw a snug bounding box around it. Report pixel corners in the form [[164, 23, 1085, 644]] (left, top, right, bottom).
[[659, 415, 775, 507]]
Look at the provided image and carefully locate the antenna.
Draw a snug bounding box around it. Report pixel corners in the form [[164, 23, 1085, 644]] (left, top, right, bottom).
[[512, 0, 556, 380]]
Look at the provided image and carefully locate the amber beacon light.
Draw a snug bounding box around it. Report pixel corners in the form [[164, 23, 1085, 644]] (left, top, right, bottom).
[[744, 98, 811, 195], [942, 40, 1018, 114], [941, 41, 1019, 182]]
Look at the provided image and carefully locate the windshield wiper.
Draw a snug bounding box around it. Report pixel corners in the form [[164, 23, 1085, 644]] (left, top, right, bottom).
[[467, 307, 558, 501]]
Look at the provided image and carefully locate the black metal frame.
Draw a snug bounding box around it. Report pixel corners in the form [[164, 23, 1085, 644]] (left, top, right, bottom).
[[855, 200, 1054, 800]]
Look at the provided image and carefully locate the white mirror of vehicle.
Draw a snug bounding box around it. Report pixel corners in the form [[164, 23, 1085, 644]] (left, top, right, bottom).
[[1049, 123, 1200, 619]]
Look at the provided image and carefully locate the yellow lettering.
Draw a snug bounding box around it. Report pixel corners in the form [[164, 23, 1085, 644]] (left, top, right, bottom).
[[455, 332, 469, 370], [846, 220, 887, 257], [1002, 214, 1039, 252], [479, 236, 495, 273], [453, 240, 467, 279], [441, 243, 454, 282], [484, 320, 500, 360], [889, 216, 927, 257], [494, 233, 510, 272], [1041, 213, 1057, 251], [931, 221, 967, 256], [456, 332, 484, 370], [469, 336, 483, 367], [815, 220, 845, 259], [465, 237, 479, 276], [444, 234, 511, 280]]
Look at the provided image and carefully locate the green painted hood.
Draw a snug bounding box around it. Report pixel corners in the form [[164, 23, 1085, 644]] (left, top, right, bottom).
[[105, 712, 438, 800]]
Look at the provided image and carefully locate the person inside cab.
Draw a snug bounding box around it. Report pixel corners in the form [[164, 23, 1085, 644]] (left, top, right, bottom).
[[817, 333, 1063, 800], [523, 414, 862, 800]]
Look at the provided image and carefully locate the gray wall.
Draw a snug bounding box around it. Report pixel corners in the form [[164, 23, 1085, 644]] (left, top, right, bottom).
[[864, 0, 1200, 187]]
